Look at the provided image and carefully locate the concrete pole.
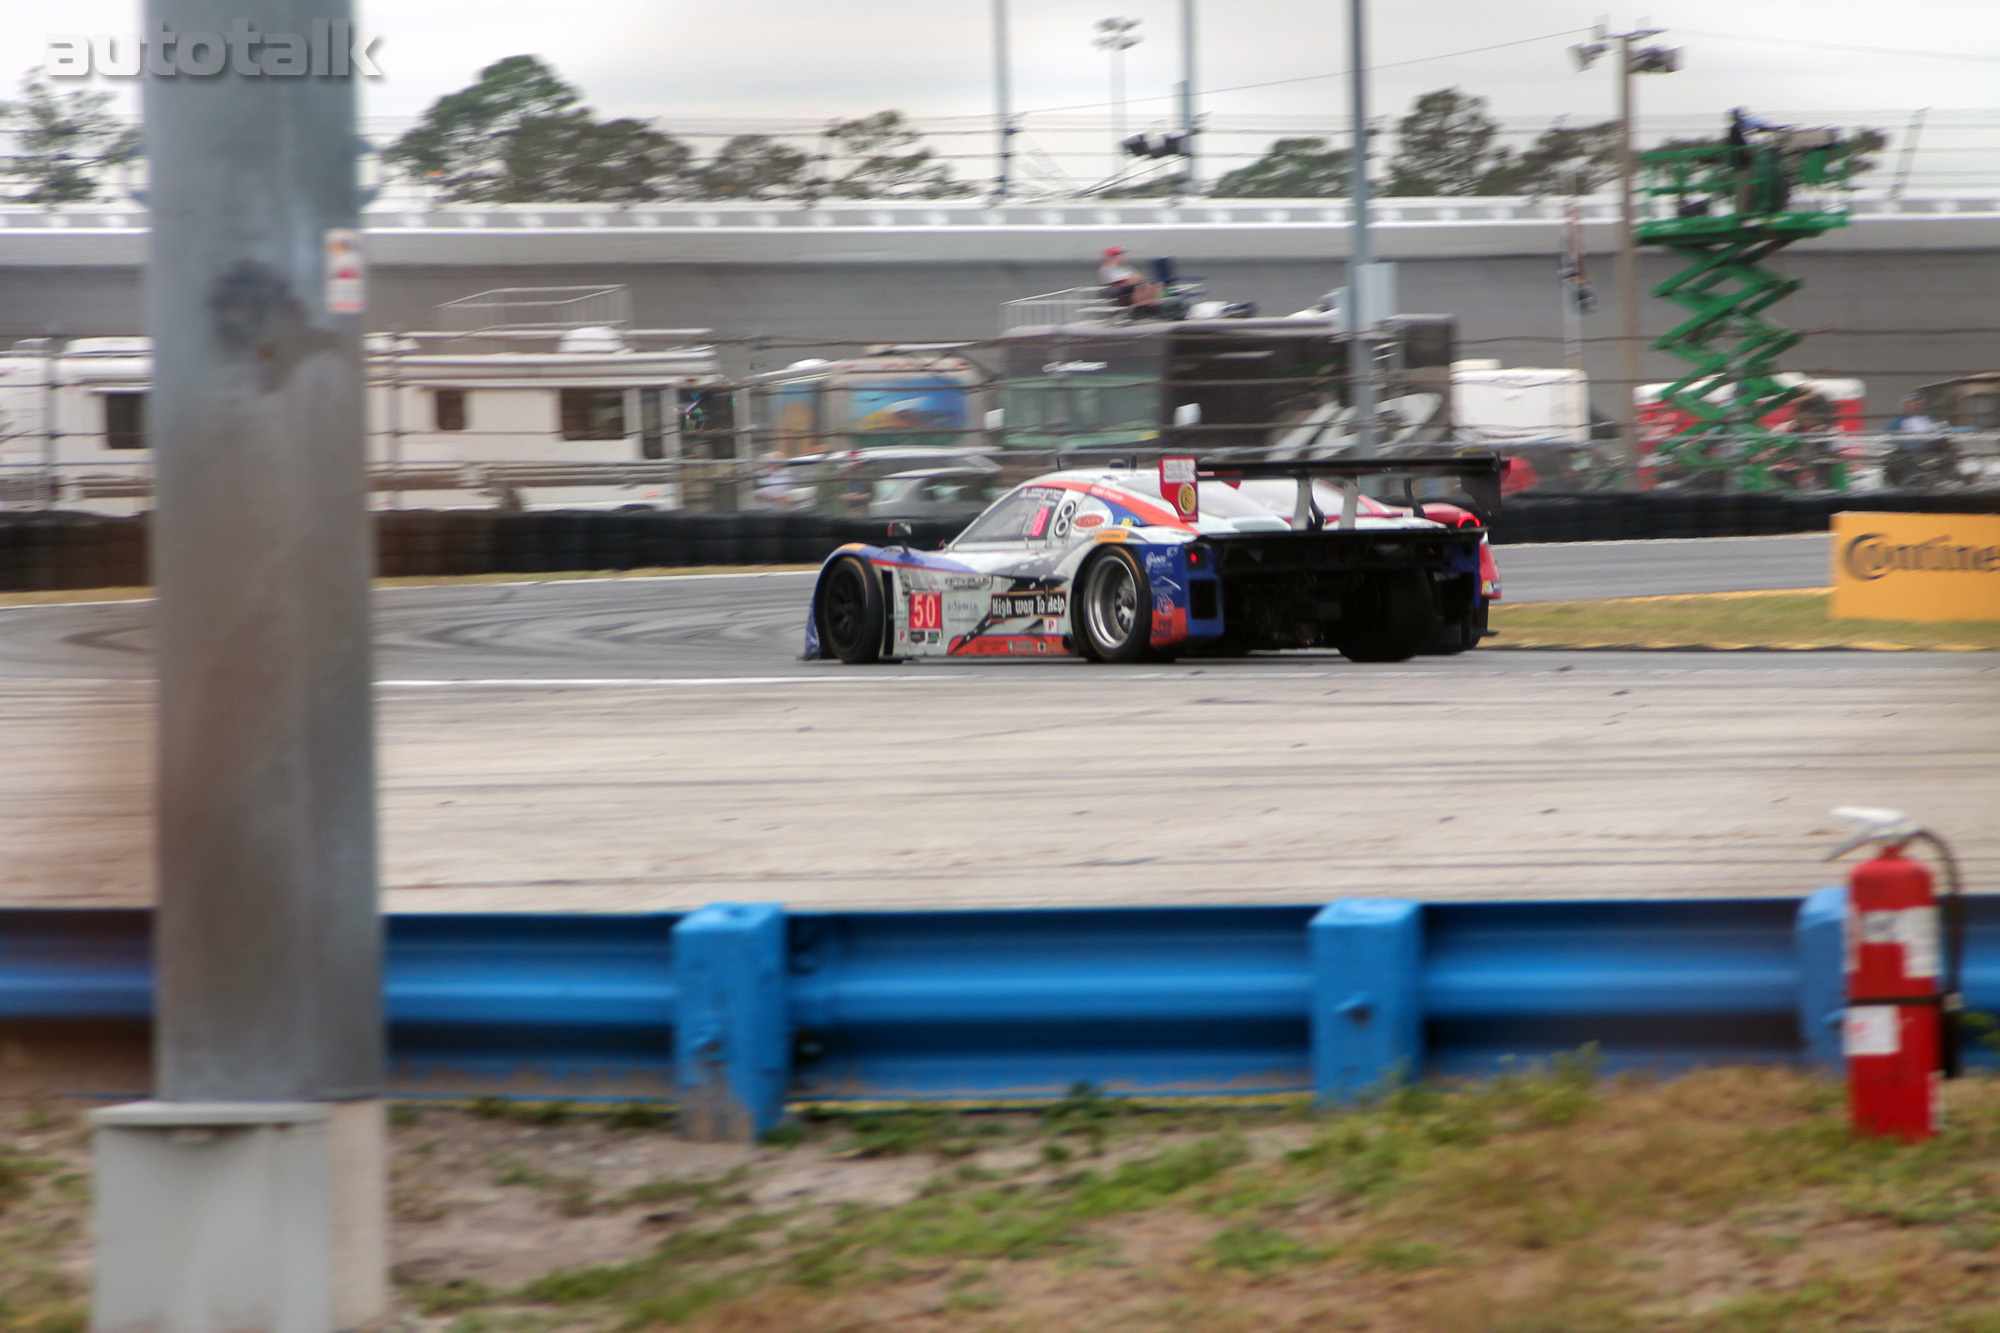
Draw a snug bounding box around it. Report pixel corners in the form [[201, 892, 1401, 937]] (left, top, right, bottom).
[[992, 0, 1012, 201], [92, 0, 387, 1326], [1347, 0, 1377, 452], [1616, 34, 1641, 479]]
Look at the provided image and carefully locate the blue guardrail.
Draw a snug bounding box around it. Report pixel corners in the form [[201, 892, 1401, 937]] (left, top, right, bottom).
[[5, 894, 1998, 1137]]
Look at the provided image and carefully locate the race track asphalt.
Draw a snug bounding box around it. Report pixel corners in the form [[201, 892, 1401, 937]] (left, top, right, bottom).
[[5, 532, 1993, 914], [0, 533, 1835, 683]]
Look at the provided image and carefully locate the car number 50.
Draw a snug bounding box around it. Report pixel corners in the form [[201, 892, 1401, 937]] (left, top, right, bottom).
[[909, 591, 943, 632]]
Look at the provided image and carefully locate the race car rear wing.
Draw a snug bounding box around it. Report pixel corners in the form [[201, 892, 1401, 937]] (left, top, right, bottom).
[[1195, 453, 1503, 532]]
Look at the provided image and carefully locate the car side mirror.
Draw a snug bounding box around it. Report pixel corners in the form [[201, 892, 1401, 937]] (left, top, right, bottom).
[[888, 520, 914, 543]]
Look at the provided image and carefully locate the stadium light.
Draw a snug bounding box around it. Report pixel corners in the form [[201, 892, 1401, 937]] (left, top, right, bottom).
[[1094, 17, 1143, 158]]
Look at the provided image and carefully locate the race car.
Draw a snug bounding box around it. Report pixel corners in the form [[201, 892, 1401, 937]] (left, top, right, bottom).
[[803, 455, 1502, 665]]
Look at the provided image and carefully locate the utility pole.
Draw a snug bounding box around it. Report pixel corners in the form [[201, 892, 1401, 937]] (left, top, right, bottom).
[[992, 0, 1013, 201], [1347, 0, 1376, 451], [1179, 0, 1197, 192], [1094, 18, 1142, 164], [1890, 107, 1927, 200], [40, 335, 63, 510], [91, 0, 387, 1327], [1572, 24, 1679, 480]]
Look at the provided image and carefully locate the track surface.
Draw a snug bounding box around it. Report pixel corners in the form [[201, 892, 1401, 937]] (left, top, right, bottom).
[[0, 534, 1833, 683], [5, 532, 1993, 913]]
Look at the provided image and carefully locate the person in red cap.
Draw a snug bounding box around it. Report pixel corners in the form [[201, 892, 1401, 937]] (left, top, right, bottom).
[[1096, 245, 1159, 315]]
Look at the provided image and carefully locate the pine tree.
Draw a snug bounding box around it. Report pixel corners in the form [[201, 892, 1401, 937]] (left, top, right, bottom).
[[1383, 88, 1505, 197], [387, 56, 692, 203], [1212, 137, 1350, 198], [824, 111, 971, 200], [0, 77, 141, 205]]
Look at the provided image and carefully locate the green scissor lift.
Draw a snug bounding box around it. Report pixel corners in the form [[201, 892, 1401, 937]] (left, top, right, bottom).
[[1635, 130, 1866, 490]]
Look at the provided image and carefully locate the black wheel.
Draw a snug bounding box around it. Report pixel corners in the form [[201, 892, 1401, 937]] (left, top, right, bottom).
[[1424, 599, 1488, 656], [1336, 569, 1437, 664], [1073, 548, 1153, 663], [1425, 615, 1476, 656], [815, 555, 883, 663]]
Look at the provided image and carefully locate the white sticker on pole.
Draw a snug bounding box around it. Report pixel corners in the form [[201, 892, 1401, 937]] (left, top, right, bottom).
[[1843, 1005, 1901, 1058], [1858, 907, 1940, 979], [324, 228, 365, 314]]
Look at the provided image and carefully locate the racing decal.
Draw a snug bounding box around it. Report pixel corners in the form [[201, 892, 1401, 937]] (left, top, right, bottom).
[[1074, 513, 1105, 530], [1086, 484, 1183, 529], [1050, 496, 1079, 542], [1160, 457, 1199, 522], [1028, 505, 1052, 539], [991, 591, 1067, 619], [909, 590, 943, 633], [948, 634, 1071, 657], [1093, 528, 1130, 543], [1143, 545, 1191, 648]]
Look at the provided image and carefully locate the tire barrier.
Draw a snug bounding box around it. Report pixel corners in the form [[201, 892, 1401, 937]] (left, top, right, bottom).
[[1491, 489, 2000, 546], [6, 492, 2000, 592], [5, 893, 1996, 1136], [0, 513, 150, 591]]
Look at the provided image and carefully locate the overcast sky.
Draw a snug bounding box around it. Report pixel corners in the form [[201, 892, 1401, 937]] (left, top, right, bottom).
[[10, 1, 1999, 186]]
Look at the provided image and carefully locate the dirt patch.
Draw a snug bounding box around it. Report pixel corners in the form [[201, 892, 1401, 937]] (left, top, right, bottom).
[[11, 1070, 2000, 1331]]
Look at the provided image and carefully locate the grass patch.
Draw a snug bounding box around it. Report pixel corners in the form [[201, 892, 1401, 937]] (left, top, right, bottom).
[[1490, 589, 2000, 650], [22, 1066, 2000, 1331], [0, 1107, 87, 1333], [1208, 1221, 1321, 1273], [391, 1065, 2000, 1329]]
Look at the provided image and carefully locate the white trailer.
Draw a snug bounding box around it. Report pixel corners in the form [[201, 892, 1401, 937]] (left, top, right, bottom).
[[0, 292, 741, 514]]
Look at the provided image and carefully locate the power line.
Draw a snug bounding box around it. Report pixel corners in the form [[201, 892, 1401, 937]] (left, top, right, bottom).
[[1679, 28, 2000, 64], [927, 27, 1598, 121]]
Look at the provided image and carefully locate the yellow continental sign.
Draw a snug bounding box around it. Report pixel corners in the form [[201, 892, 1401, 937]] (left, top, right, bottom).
[[1831, 512, 2000, 623]]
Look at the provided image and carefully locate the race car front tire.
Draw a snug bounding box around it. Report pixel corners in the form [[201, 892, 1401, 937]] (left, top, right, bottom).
[[815, 554, 884, 663], [1335, 568, 1436, 664], [1074, 547, 1153, 663]]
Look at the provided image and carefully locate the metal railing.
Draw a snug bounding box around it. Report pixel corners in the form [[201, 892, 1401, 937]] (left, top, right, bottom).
[[1000, 287, 1121, 331], [6, 893, 1996, 1138], [5, 193, 1999, 234], [433, 285, 634, 332]]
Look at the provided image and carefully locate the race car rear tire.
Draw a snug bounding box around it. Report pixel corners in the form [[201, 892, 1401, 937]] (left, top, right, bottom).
[[815, 555, 884, 663], [1074, 547, 1153, 663], [1336, 568, 1436, 664], [1424, 601, 1487, 655]]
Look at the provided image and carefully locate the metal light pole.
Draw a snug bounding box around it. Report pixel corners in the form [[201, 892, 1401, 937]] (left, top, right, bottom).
[[1094, 18, 1142, 166], [1572, 25, 1680, 480], [1178, 0, 1197, 192], [993, 0, 1013, 200], [1347, 0, 1376, 451], [91, 0, 387, 1327]]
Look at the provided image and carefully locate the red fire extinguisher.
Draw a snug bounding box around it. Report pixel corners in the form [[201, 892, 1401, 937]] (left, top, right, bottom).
[[1827, 808, 1967, 1142]]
